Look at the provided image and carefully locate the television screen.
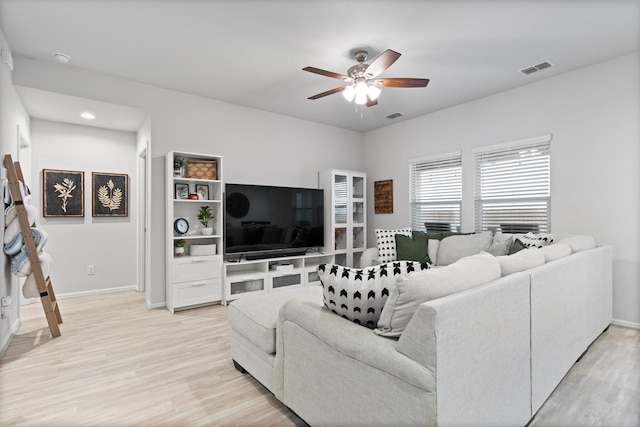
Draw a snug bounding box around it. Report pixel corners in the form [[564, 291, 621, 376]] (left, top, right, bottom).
[[224, 183, 324, 259]]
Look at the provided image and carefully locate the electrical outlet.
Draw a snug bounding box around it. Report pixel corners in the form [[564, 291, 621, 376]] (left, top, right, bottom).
[[87, 265, 95, 275]]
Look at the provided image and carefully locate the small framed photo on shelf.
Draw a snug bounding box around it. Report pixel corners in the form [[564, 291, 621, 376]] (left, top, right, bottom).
[[196, 184, 209, 200], [175, 183, 189, 199]]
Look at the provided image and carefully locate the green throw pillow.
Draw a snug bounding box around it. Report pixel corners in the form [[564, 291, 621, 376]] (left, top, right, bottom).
[[395, 231, 430, 263]]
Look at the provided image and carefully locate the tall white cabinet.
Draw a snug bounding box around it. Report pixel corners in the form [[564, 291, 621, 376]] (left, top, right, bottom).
[[166, 151, 223, 312], [319, 170, 367, 268]]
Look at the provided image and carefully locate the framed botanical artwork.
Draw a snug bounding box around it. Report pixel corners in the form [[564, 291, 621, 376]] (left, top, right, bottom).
[[175, 183, 189, 200], [196, 184, 209, 200], [92, 172, 129, 217], [43, 169, 84, 217]]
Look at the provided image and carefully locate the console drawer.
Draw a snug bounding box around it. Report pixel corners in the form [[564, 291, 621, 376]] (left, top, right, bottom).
[[172, 278, 222, 308], [173, 255, 222, 282]]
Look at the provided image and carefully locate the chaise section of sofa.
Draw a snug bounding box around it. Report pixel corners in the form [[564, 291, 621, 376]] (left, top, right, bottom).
[[274, 271, 532, 426]]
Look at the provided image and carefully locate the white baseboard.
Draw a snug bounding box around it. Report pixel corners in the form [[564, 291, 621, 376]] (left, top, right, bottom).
[[147, 301, 166, 310], [0, 318, 22, 359], [612, 318, 640, 330], [53, 286, 138, 300]]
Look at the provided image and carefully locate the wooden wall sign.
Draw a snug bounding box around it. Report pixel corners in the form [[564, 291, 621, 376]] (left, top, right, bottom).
[[374, 179, 393, 214]]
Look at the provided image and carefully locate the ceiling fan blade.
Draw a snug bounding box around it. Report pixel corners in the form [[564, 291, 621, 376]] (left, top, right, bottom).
[[307, 86, 347, 100], [365, 49, 401, 77], [366, 97, 378, 107], [375, 78, 430, 88], [303, 66, 350, 81]]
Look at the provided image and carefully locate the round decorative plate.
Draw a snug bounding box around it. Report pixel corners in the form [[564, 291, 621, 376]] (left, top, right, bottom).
[[174, 217, 189, 235], [226, 192, 250, 218]]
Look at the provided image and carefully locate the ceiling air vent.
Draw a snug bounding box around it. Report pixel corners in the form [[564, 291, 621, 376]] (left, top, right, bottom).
[[386, 112, 404, 119], [520, 61, 554, 75]]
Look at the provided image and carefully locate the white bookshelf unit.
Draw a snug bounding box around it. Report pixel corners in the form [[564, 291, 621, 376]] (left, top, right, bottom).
[[166, 151, 223, 312], [223, 252, 334, 303], [319, 169, 367, 268]]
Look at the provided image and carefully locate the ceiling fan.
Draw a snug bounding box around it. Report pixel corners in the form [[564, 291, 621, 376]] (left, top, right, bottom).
[[303, 49, 429, 107]]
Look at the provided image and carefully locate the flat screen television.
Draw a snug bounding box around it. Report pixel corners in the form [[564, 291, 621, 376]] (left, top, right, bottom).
[[224, 183, 325, 260]]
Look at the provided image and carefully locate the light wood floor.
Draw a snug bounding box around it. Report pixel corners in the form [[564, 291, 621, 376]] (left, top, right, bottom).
[[1, 291, 638, 426]]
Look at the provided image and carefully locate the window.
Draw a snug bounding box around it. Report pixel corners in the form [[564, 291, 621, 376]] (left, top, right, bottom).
[[474, 135, 551, 233], [409, 151, 462, 232]]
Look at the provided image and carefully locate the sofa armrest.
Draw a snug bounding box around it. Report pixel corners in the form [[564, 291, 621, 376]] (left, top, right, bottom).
[[396, 272, 532, 426]]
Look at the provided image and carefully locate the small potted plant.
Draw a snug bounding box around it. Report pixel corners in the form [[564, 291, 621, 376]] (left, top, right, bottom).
[[197, 205, 214, 235], [174, 239, 187, 256]]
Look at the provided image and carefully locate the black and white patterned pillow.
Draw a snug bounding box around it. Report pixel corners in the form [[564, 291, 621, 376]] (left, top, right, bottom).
[[519, 232, 554, 249], [318, 260, 430, 328], [375, 228, 413, 263]]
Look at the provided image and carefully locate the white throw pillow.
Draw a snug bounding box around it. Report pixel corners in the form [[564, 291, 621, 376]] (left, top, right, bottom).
[[435, 231, 494, 266], [318, 261, 430, 328], [375, 252, 501, 337], [427, 239, 440, 266], [519, 232, 554, 248], [375, 228, 412, 263], [497, 248, 545, 276], [540, 243, 572, 262]]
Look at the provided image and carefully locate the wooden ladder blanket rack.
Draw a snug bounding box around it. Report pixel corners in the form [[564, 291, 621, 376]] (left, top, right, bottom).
[[3, 154, 62, 337]]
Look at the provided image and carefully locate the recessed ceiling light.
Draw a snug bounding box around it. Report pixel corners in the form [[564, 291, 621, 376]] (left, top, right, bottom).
[[81, 112, 96, 120], [52, 52, 71, 64]]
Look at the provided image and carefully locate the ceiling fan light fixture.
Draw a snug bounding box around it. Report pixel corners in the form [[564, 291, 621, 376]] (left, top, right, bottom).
[[342, 85, 355, 102], [367, 85, 381, 101]]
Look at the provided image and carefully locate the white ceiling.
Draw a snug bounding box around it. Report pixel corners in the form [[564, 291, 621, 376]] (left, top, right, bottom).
[[1, 0, 639, 133]]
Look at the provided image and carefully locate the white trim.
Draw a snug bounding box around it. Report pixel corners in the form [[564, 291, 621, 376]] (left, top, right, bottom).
[[0, 318, 21, 359], [56, 286, 138, 300], [612, 319, 640, 330], [408, 150, 462, 164], [472, 134, 552, 154]]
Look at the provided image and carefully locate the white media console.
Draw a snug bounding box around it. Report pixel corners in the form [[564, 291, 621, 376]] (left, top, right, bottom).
[[222, 252, 334, 304]]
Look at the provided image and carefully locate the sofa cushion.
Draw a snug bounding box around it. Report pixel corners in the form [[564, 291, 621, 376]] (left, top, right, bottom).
[[497, 248, 546, 276], [375, 252, 501, 337], [395, 231, 429, 263], [435, 231, 494, 266], [318, 261, 430, 328], [375, 228, 412, 263], [558, 235, 596, 253], [486, 232, 513, 256], [540, 243, 572, 262], [228, 286, 323, 355]]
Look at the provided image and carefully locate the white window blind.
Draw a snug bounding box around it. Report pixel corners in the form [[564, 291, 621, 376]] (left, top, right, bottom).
[[474, 136, 551, 233], [410, 152, 462, 232]]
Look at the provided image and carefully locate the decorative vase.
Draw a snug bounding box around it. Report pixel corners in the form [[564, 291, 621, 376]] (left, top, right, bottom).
[[201, 227, 213, 236]]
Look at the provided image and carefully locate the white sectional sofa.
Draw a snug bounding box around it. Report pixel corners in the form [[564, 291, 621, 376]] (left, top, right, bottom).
[[228, 234, 612, 426]]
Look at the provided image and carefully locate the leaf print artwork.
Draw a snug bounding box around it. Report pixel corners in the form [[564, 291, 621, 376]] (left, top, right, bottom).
[[97, 179, 123, 211], [53, 178, 76, 213]]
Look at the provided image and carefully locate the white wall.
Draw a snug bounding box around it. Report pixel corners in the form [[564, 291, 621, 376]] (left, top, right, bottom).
[[0, 27, 30, 354], [363, 52, 640, 326], [12, 55, 364, 307], [29, 119, 138, 296]]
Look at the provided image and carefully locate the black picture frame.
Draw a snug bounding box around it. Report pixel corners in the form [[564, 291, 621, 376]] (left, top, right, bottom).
[[175, 183, 189, 200], [42, 169, 84, 217], [92, 172, 129, 217], [195, 184, 209, 200]]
